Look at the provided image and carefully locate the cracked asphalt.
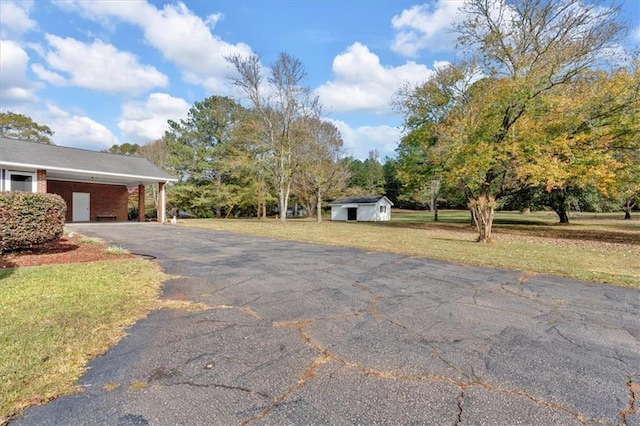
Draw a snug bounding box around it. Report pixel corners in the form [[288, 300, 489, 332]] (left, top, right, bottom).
[[12, 223, 640, 425]]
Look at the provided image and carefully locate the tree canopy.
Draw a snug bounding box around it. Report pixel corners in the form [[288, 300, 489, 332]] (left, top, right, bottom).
[[165, 95, 252, 218], [395, 0, 634, 241], [0, 112, 54, 144], [227, 52, 325, 222]]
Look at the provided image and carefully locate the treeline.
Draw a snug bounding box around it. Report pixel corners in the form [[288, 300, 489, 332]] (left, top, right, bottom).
[[114, 0, 640, 238], [4, 0, 639, 240]]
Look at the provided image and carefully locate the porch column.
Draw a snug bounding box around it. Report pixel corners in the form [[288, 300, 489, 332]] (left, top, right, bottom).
[[36, 170, 47, 193], [138, 184, 145, 222], [157, 182, 166, 224]]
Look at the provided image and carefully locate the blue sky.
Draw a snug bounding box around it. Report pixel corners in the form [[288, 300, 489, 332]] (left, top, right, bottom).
[[1, 1, 639, 159]]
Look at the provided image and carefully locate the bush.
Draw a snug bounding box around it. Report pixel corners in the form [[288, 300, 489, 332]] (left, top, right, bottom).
[[128, 206, 139, 221], [0, 192, 66, 252]]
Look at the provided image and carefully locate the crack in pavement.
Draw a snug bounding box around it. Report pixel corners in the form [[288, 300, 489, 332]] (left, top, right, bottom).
[[265, 296, 605, 425], [295, 320, 597, 424], [455, 389, 464, 425], [206, 304, 264, 320], [621, 377, 639, 426], [549, 325, 633, 369], [518, 271, 536, 284], [170, 381, 270, 400], [207, 274, 263, 296], [352, 281, 472, 381], [162, 280, 624, 425], [499, 283, 564, 309], [240, 355, 331, 425], [295, 319, 593, 423]]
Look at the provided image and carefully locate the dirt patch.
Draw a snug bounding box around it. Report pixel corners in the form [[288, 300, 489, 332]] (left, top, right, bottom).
[[0, 234, 133, 269]]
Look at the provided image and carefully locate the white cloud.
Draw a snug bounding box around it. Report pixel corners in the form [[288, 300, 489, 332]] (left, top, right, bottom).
[[329, 119, 401, 160], [32, 35, 168, 93], [315, 42, 435, 114], [44, 104, 119, 151], [634, 26, 640, 42], [0, 1, 37, 38], [118, 93, 190, 143], [0, 40, 38, 106], [391, 1, 464, 57], [55, 1, 253, 93]]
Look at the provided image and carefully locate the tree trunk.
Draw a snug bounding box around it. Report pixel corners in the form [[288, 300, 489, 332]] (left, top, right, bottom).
[[278, 181, 290, 223], [216, 174, 222, 218], [623, 198, 634, 220], [468, 196, 496, 243], [552, 202, 570, 223], [549, 190, 570, 224], [434, 204, 438, 222], [278, 194, 286, 223], [557, 209, 570, 224], [316, 190, 322, 222], [257, 176, 263, 219], [551, 196, 569, 223]]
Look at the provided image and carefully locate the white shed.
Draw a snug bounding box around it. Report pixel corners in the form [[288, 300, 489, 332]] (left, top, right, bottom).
[[329, 196, 394, 222]]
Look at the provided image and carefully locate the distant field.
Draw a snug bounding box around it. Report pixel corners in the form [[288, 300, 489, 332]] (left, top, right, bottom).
[[180, 210, 640, 288]]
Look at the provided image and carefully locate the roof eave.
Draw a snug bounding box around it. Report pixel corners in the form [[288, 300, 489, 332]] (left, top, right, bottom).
[[0, 160, 177, 183]]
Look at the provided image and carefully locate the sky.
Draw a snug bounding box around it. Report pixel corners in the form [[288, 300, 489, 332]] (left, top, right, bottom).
[[1, 0, 639, 160]]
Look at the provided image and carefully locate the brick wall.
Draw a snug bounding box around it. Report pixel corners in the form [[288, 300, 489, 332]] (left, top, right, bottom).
[[47, 180, 129, 222], [36, 170, 47, 193]]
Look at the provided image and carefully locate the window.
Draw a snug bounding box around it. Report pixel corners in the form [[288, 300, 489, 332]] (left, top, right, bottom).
[[380, 205, 387, 213], [6, 171, 36, 192]]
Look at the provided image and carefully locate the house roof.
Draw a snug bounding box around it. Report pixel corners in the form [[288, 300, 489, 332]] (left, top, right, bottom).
[[329, 195, 393, 205], [0, 137, 176, 186]]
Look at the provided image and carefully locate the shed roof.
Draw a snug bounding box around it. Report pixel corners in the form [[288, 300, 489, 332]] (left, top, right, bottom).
[[1, 137, 176, 185], [330, 195, 393, 205]]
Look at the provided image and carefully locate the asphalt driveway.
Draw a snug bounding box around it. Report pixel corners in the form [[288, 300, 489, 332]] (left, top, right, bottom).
[[13, 223, 640, 425]]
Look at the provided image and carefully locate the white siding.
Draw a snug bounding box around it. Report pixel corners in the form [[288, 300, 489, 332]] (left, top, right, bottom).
[[331, 198, 393, 222], [357, 205, 378, 221], [331, 206, 348, 221]]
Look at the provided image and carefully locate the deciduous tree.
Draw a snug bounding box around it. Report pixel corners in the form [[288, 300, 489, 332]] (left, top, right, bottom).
[[294, 119, 350, 222], [396, 0, 627, 241], [517, 66, 640, 222], [227, 52, 321, 223]]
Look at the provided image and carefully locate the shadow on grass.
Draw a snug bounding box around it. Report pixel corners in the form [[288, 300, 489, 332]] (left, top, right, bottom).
[[381, 217, 640, 246], [0, 265, 16, 279], [495, 227, 640, 245]]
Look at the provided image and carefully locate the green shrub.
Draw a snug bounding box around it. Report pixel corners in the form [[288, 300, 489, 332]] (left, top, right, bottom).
[[0, 192, 66, 252]]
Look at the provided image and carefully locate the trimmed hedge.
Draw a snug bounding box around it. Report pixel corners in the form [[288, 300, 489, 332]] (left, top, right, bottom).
[[0, 192, 67, 252]]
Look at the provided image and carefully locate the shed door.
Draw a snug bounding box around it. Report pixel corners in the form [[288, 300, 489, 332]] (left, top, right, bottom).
[[72, 192, 90, 222], [347, 207, 357, 221]]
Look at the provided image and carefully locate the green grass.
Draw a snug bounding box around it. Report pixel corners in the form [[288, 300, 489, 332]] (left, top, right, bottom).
[[180, 210, 640, 288], [0, 260, 168, 423]]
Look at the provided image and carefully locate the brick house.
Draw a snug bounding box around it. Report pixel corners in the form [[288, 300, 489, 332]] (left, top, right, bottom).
[[1, 137, 177, 223]]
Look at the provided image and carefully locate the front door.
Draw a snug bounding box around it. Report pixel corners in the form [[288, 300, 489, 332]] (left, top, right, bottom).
[[72, 192, 90, 222], [347, 207, 357, 221]]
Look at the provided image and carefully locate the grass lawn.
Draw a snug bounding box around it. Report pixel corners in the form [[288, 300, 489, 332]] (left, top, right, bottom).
[[180, 209, 640, 288], [0, 259, 168, 423]]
